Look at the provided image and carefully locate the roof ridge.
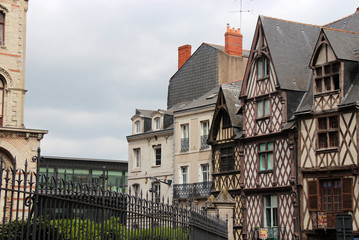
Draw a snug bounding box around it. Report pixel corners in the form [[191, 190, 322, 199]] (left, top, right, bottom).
[[204, 42, 224, 48], [323, 12, 355, 27], [262, 15, 321, 28], [323, 27, 359, 35]]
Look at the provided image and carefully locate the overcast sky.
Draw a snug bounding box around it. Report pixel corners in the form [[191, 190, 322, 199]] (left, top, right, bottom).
[[23, 0, 359, 160]]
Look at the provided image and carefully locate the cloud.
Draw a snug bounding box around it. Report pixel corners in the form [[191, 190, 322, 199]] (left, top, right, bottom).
[[41, 135, 128, 160], [23, 0, 359, 160]]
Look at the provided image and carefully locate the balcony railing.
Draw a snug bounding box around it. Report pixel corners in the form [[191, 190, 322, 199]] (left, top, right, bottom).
[[250, 227, 282, 240], [173, 181, 212, 200], [181, 138, 189, 152], [310, 211, 346, 229], [201, 135, 209, 149]]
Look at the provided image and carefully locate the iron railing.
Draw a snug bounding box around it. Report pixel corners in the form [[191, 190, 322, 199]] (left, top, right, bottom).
[[0, 152, 227, 240], [310, 210, 347, 229], [181, 138, 189, 152], [173, 182, 212, 200], [201, 135, 209, 149], [248, 227, 284, 240]]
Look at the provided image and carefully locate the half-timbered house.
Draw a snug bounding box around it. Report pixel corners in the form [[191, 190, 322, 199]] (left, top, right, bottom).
[[295, 9, 359, 239], [208, 81, 243, 239], [238, 16, 321, 239]]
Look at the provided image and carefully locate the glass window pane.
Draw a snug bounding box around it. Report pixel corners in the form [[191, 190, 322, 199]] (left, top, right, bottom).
[[268, 153, 273, 170], [264, 99, 270, 116], [258, 59, 263, 78], [259, 143, 266, 152], [267, 142, 274, 151], [260, 154, 265, 170], [257, 101, 263, 117]]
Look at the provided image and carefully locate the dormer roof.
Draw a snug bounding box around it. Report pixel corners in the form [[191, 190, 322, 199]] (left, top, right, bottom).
[[259, 15, 320, 91]]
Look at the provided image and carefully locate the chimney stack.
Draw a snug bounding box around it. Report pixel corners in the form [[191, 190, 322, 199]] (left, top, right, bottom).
[[225, 25, 243, 57], [178, 44, 191, 69]]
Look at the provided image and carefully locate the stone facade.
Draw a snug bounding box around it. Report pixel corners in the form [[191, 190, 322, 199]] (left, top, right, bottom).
[[0, 0, 47, 171], [127, 109, 173, 202]]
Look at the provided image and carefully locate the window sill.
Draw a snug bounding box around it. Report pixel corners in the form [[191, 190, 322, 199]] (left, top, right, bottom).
[[256, 116, 270, 121], [152, 165, 161, 168], [257, 76, 269, 81], [259, 169, 273, 174], [131, 169, 141, 173], [314, 90, 340, 97], [316, 147, 338, 154]]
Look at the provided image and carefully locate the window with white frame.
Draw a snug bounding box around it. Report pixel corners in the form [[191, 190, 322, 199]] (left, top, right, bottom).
[[135, 120, 141, 133], [154, 117, 160, 130], [153, 145, 161, 166], [133, 148, 141, 168], [181, 124, 189, 152], [180, 166, 189, 184], [201, 121, 209, 149], [263, 195, 278, 228], [201, 164, 210, 182]]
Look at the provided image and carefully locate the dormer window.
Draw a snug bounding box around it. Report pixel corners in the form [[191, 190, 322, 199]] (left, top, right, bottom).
[[135, 120, 141, 133], [154, 117, 160, 130], [314, 62, 340, 94], [257, 57, 269, 79]]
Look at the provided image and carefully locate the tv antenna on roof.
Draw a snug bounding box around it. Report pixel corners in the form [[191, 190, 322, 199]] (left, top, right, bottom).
[[228, 0, 253, 29]]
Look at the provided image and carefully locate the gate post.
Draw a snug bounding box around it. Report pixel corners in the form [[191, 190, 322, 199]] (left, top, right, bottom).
[[207, 188, 235, 240]]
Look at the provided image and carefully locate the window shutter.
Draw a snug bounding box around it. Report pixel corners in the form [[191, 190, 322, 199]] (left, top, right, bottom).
[[308, 180, 319, 211], [342, 178, 353, 211]]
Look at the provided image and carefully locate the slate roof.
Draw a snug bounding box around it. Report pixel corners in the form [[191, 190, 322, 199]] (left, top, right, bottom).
[[173, 86, 219, 113], [323, 28, 359, 62], [167, 43, 220, 109], [221, 81, 242, 128], [324, 10, 359, 33], [340, 72, 359, 106], [260, 16, 321, 91], [295, 10, 359, 115]]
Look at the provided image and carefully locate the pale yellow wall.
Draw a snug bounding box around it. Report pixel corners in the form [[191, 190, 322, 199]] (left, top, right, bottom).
[[174, 107, 214, 185], [217, 51, 248, 85], [128, 124, 173, 201]]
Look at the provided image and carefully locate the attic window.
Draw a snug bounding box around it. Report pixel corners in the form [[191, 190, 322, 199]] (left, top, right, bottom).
[[257, 57, 269, 80], [314, 62, 340, 94]]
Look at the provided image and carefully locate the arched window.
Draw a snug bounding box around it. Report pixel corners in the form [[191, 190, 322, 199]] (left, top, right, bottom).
[[135, 120, 140, 133], [0, 148, 14, 169], [0, 12, 4, 45], [0, 78, 5, 126]]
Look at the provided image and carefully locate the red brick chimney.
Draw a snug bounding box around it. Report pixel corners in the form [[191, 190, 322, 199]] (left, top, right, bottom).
[[225, 25, 243, 57], [178, 44, 191, 69]]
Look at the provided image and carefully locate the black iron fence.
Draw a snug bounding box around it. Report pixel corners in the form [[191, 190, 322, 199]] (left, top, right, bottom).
[[0, 154, 227, 240]]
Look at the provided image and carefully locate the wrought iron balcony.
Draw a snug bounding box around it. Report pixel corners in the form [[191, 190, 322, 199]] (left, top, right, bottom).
[[181, 138, 189, 152], [173, 181, 212, 200], [201, 135, 209, 149]]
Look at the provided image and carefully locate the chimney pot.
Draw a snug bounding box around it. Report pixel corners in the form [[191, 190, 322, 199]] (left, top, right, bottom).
[[225, 25, 243, 57], [178, 44, 191, 69]]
